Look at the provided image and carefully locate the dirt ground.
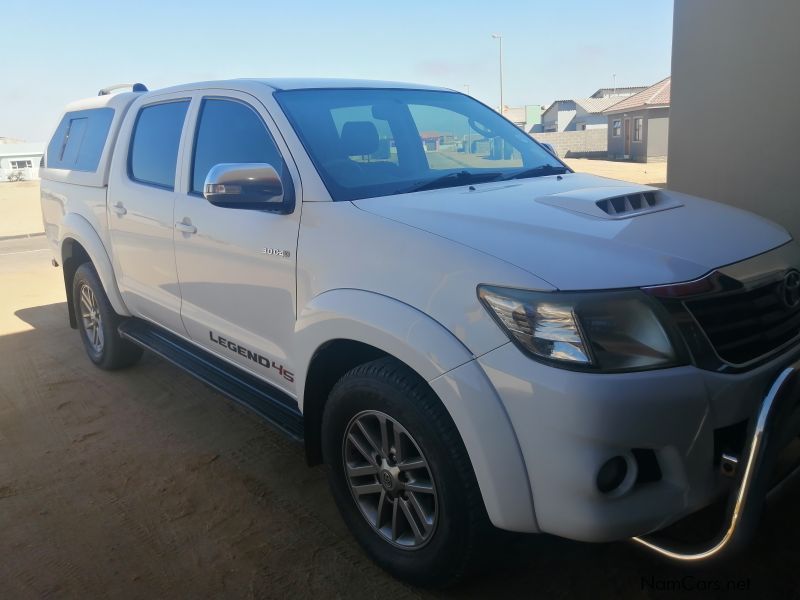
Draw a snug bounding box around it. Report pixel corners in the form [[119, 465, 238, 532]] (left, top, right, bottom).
[[0, 181, 44, 238], [564, 158, 668, 187], [1, 174, 799, 598]]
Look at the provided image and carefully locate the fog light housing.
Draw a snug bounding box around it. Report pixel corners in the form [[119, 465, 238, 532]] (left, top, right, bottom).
[[597, 456, 629, 494]]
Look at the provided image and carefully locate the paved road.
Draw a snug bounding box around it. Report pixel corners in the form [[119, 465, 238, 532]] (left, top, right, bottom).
[[0, 237, 797, 598], [0, 181, 44, 238]]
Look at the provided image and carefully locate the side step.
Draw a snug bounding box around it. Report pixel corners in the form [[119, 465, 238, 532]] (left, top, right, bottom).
[[119, 319, 304, 441]]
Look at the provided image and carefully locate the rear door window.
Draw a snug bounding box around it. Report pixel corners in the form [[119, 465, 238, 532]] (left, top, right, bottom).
[[129, 100, 190, 189], [46, 108, 114, 171]]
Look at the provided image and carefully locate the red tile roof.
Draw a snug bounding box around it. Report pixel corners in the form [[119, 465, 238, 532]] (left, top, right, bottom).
[[603, 77, 671, 113]]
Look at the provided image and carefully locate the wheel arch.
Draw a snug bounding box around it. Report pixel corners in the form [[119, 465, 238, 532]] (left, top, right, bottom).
[[60, 213, 129, 328], [302, 338, 388, 464], [294, 289, 538, 532], [296, 289, 474, 463]]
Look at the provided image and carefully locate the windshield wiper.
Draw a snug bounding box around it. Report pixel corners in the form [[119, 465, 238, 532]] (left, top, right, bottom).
[[503, 164, 569, 181], [406, 170, 503, 193]]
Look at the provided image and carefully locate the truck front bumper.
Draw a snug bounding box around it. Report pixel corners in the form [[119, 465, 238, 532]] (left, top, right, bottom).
[[633, 360, 800, 559], [476, 342, 800, 543]]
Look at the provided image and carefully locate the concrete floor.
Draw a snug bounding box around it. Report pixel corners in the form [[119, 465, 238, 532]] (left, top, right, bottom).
[[1, 232, 798, 598]]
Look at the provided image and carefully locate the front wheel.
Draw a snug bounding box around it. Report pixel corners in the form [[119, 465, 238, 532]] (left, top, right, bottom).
[[322, 357, 491, 587], [72, 262, 142, 370]]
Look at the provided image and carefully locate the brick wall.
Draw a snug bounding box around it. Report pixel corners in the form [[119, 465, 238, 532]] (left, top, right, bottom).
[[531, 129, 608, 158]]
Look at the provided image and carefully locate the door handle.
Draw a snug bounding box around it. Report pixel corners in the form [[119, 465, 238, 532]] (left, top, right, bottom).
[[175, 220, 197, 234], [111, 202, 127, 216]]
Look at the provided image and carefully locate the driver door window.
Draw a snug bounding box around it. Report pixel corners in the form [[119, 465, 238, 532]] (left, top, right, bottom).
[[191, 98, 286, 195]]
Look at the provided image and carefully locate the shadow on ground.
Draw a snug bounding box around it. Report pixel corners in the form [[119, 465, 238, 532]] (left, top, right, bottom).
[[0, 302, 797, 598]]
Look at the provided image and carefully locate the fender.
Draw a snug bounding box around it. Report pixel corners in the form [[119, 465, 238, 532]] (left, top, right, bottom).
[[294, 289, 473, 398], [293, 288, 538, 532], [60, 212, 130, 317]]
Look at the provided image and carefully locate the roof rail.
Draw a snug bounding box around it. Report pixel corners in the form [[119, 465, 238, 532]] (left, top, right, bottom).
[[98, 83, 148, 96]]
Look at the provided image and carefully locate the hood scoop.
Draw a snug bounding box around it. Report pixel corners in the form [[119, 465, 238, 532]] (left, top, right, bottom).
[[597, 191, 657, 215], [537, 186, 683, 220]]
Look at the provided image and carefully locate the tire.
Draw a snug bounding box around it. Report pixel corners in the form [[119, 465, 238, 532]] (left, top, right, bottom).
[[72, 262, 142, 370], [322, 357, 492, 587]]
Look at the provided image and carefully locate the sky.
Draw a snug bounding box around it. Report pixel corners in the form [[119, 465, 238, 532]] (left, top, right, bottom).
[[0, 0, 674, 142]]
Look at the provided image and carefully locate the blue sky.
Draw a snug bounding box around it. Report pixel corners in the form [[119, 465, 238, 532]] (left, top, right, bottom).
[[0, 0, 673, 142]]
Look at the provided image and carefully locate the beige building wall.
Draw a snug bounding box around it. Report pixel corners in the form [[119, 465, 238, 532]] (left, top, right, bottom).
[[668, 0, 800, 238]]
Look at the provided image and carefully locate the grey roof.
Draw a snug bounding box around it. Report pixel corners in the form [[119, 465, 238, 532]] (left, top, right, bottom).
[[544, 96, 622, 115], [574, 96, 625, 114], [590, 86, 649, 98], [603, 77, 671, 114]]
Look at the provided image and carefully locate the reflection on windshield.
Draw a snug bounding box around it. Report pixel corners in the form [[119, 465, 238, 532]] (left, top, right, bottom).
[[276, 88, 568, 201]]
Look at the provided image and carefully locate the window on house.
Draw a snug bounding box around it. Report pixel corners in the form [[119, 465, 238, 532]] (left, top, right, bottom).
[[10, 160, 33, 169], [633, 117, 643, 142], [612, 119, 622, 137]]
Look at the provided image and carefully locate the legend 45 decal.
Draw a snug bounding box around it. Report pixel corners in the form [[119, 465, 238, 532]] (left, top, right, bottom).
[[209, 331, 294, 383]]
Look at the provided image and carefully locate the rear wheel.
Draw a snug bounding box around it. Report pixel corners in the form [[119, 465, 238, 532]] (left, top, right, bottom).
[[322, 357, 491, 587], [72, 263, 142, 370]]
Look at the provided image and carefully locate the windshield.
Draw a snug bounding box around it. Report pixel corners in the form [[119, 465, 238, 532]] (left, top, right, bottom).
[[275, 88, 568, 201]]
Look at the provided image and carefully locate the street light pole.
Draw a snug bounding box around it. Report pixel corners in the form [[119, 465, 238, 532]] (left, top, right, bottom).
[[491, 33, 503, 114]]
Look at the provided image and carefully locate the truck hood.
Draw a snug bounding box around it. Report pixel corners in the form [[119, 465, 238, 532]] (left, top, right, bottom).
[[352, 173, 791, 290]]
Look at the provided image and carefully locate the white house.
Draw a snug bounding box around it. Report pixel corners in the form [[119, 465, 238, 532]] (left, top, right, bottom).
[[0, 142, 44, 181]]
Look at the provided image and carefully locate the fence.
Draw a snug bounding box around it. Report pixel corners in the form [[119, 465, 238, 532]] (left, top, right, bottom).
[[531, 129, 607, 159]]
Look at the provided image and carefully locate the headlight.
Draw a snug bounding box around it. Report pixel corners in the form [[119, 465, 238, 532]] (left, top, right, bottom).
[[478, 285, 685, 372]]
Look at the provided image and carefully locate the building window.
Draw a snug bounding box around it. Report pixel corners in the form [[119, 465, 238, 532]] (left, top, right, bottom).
[[633, 117, 643, 142], [10, 160, 33, 169], [612, 119, 621, 137]]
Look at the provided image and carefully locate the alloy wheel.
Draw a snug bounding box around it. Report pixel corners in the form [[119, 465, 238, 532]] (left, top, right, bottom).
[[342, 410, 438, 549], [79, 283, 104, 353]]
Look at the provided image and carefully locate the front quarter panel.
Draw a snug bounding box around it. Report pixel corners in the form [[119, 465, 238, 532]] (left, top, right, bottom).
[[294, 201, 553, 532], [293, 290, 539, 532], [293, 289, 474, 390]]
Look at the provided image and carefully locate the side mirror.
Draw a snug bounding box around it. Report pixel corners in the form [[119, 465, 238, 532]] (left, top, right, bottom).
[[203, 163, 284, 209], [540, 142, 557, 157]]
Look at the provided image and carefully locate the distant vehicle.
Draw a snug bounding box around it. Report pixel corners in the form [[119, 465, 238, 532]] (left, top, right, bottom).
[[40, 79, 800, 586], [7, 171, 24, 182]]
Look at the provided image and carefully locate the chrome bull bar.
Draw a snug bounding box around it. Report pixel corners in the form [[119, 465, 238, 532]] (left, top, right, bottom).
[[632, 363, 800, 561]]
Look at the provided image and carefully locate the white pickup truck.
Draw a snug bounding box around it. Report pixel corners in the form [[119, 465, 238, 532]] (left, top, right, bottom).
[[41, 79, 800, 586]]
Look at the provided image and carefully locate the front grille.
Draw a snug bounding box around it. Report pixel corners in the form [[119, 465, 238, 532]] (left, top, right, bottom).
[[685, 278, 800, 365]]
